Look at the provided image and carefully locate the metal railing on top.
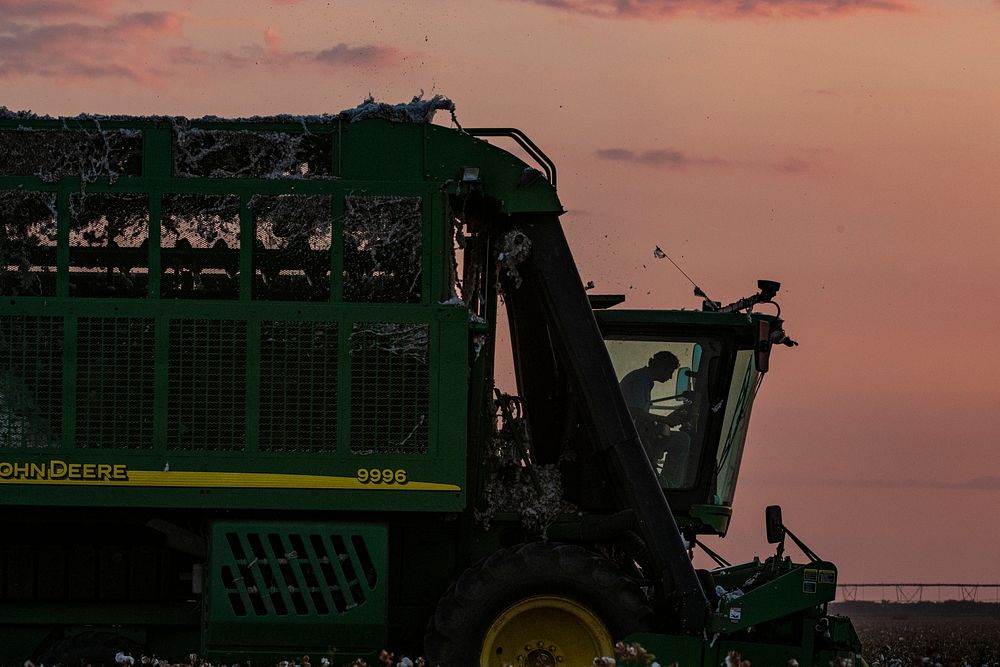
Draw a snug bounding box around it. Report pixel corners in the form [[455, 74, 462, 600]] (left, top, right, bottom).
[[465, 128, 557, 189]]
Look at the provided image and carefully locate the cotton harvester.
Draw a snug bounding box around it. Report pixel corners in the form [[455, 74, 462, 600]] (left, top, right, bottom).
[[0, 99, 862, 665]]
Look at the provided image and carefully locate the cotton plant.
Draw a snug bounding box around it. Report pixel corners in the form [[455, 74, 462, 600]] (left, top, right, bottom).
[[593, 641, 663, 667]]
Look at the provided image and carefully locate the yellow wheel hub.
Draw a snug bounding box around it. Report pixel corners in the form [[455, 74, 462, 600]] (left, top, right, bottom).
[[480, 595, 614, 666]]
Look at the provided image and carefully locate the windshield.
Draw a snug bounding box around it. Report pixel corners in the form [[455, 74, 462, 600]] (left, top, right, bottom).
[[716, 349, 761, 504], [605, 336, 722, 490]]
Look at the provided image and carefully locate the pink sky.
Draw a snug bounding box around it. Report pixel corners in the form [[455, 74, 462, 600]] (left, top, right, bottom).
[[3, 0, 999, 586]]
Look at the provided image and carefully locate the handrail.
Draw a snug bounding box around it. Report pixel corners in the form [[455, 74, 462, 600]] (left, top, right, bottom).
[[464, 127, 557, 189]]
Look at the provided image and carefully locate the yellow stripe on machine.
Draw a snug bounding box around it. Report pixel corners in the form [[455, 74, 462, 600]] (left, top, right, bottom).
[[0, 465, 460, 492], [127, 470, 461, 491]]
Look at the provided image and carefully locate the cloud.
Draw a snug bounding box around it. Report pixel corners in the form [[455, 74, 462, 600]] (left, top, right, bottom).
[[517, 0, 913, 19], [776, 157, 813, 173], [0, 11, 184, 83], [968, 476, 1000, 489], [166, 46, 258, 71], [0, 9, 401, 86], [596, 146, 731, 168], [595, 148, 637, 161], [311, 43, 400, 66], [0, 0, 114, 20], [596, 146, 817, 173], [167, 30, 401, 71]]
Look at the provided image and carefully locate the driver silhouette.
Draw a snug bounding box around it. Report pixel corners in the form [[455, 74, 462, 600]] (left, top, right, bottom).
[[619, 351, 693, 487]]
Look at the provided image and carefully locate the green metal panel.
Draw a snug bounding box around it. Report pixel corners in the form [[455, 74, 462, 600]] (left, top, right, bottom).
[[205, 520, 388, 655], [339, 121, 424, 181], [422, 123, 562, 213], [0, 300, 467, 512], [0, 116, 562, 213], [0, 116, 498, 513], [709, 561, 838, 633], [630, 564, 862, 666]]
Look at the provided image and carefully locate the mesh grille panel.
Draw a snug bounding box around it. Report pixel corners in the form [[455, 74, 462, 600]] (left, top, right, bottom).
[[173, 129, 332, 179], [219, 529, 378, 617], [252, 195, 332, 302], [343, 196, 422, 303], [0, 191, 57, 296], [259, 321, 338, 452], [0, 316, 63, 448], [167, 319, 246, 451], [0, 128, 142, 181], [69, 193, 149, 298], [76, 318, 154, 449], [161, 194, 240, 299], [349, 323, 429, 455]]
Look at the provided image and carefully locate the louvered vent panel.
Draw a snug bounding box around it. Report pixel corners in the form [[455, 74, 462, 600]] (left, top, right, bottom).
[[215, 525, 384, 619]]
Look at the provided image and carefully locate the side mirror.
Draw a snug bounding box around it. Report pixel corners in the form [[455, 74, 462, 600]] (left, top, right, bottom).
[[765, 505, 785, 544], [675, 367, 691, 395], [755, 320, 771, 373]]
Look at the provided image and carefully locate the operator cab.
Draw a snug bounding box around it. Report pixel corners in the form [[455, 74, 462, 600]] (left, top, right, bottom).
[[595, 303, 789, 537]]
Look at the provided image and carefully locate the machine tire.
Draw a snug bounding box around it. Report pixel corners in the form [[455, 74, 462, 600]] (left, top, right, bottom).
[[424, 542, 655, 666], [36, 630, 144, 667]]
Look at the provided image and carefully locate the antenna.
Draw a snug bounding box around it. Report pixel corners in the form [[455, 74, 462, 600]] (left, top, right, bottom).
[[653, 245, 718, 309]]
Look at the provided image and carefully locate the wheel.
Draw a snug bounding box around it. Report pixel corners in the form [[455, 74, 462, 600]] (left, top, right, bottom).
[[481, 594, 614, 665], [425, 542, 655, 666]]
